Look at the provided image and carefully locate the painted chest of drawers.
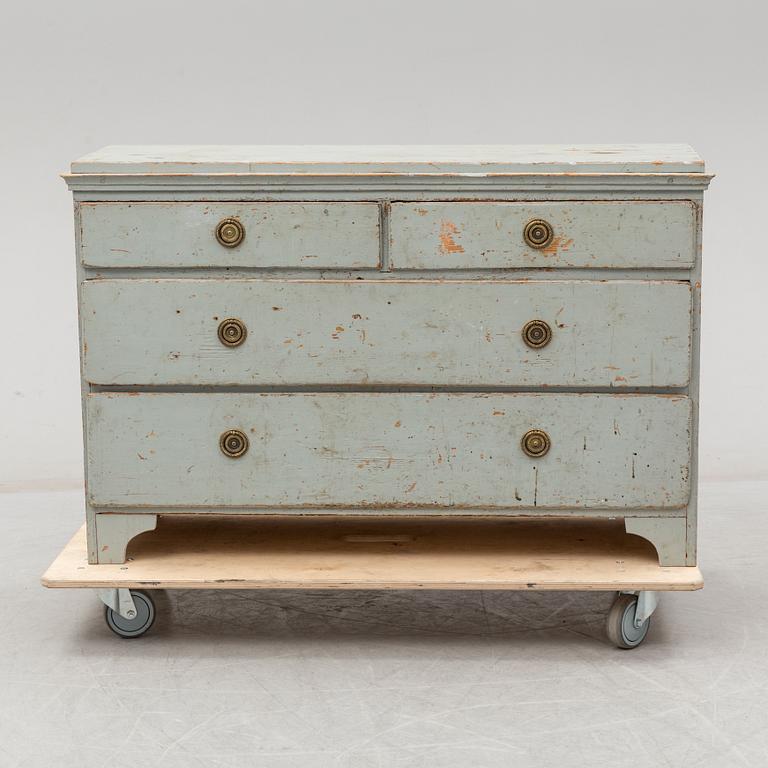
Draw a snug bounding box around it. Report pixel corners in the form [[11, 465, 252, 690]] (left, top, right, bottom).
[[64, 145, 711, 565]]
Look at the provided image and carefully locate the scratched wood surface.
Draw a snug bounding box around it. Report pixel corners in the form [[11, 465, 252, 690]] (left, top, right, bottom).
[[42, 517, 703, 591], [390, 202, 696, 269], [85, 392, 691, 510], [79, 202, 380, 268], [81, 279, 692, 387]]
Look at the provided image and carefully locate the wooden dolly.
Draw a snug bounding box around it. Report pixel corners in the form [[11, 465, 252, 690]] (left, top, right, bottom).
[[42, 516, 702, 649]]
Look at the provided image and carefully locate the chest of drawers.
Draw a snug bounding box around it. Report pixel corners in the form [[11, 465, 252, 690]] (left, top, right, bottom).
[[64, 145, 711, 566]]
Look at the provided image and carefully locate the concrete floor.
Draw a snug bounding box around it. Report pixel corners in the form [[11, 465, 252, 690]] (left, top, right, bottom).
[[1, 481, 766, 767]]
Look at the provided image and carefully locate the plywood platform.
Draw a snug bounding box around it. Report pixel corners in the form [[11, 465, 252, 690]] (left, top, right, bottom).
[[42, 516, 703, 591]]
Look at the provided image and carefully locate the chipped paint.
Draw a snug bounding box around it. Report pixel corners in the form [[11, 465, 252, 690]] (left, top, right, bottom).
[[390, 201, 696, 269], [542, 236, 574, 256], [70, 147, 707, 567], [81, 280, 692, 388], [438, 220, 465, 254]]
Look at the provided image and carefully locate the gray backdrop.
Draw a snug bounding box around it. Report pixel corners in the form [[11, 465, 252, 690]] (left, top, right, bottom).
[[1, 0, 765, 488]]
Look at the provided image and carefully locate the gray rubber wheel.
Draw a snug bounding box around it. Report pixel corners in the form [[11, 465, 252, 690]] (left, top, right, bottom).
[[606, 594, 650, 649], [104, 590, 156, 638]]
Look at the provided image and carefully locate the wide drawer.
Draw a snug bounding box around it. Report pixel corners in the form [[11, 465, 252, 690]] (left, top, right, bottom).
[[389, 201, 696, 269], [86, 393, 692, 509], [81, 279, 691, 387], [78, 202, 380, 268]]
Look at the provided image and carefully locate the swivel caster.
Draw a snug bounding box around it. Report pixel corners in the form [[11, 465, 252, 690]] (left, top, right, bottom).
[[102, 589, 156, 638], [606, 591, 658, 649]]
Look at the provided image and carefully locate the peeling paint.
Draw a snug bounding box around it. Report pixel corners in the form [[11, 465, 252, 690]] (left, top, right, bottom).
[[438, 220, 465, 254]]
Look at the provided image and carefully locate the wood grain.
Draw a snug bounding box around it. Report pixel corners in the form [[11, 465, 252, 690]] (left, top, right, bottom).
[[41, 516, 703, 591]]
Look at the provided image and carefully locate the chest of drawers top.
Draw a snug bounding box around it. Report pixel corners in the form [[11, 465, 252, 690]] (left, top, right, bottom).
[[70, 143, 706, 174], [64, 143, 710, 198]]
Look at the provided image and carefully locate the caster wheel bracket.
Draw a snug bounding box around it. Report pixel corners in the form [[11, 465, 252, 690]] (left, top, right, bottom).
[[620, 590, 659, 627], [97, 588, 138, 620]]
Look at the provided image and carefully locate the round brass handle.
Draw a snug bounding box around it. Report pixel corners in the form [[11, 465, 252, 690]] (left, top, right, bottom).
[[523, 219, 554, 249], [521, 429, 550, 458], [218, 318, 247, 347], [215, 218, 245, 248], [220, 429, 249, 458], [522, 319, 552, 349]]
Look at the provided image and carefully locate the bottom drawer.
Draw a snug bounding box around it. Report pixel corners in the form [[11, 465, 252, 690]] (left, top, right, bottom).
[[87, 393, 691, 510], [86, 392, 691, 510]]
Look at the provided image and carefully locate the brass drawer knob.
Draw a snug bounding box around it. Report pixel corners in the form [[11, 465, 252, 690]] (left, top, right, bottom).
[[220, 429, 249, 458], [521, 429, 550, 458], [523, 219, 554, 249], [215, 218, 245, 247], [522, 319, 552, 349], [218, 318, 247, 347]]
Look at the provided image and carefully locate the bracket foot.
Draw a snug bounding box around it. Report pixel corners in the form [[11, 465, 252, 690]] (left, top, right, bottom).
[[93, 513, 157, 564], [624, 517, 688, 566]]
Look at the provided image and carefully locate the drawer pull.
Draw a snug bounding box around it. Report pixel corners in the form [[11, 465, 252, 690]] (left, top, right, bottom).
[[220, 429, 249, 458], [523, 218, 554, 249], [215, 217, 245, 248], [522, 319, 552, 349], [217, 318, 247, 347], [521, 429, 550, 458]]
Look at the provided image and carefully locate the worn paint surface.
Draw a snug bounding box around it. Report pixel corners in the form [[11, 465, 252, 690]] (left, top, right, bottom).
[[81, 279, 692, 387], [68, 144, 706, 175], [65, 145, 710, 566], [390, 201, 696, 269], [79, 202, 380, 268], [86, 392, 691, 510]]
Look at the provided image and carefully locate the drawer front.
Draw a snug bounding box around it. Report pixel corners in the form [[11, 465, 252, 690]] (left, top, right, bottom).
[[86, 393, 691, 509], [81, 279, 691, 387], [390, 201, 696, 269], [79, 202, 380, 268]]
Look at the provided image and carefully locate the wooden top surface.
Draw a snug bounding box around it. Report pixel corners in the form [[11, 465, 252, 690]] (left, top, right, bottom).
[[42, 516, 703, 591], [69, 144, 705, 175]]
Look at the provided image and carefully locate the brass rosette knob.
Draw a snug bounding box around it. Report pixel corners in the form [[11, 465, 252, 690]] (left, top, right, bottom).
[[523, 218, 554, 249], [218, 318, 247, 347], [215, 217, 245, 247], [219, 429, 249, 458], [522, 319, 552, 349], [521, 429, 551, 458]]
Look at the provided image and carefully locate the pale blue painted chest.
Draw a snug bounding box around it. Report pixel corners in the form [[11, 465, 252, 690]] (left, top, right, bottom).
[[64, 145, 711, 566]]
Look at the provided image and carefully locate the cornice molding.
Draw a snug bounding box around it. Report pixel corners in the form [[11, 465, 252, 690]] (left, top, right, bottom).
[[63, 172, 714, 195]]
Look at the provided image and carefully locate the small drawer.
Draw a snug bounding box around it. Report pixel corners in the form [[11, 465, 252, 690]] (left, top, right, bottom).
[[86, 392, 692, 509], [81, 279, 692, 387], [389, 201, 696, 269], [78, 202, 380, 268]]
